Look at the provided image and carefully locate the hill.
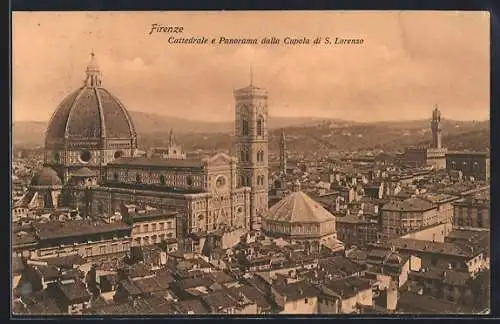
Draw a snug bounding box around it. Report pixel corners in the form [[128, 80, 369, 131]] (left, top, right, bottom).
[[12, 111, 489, 153], [12, 111, 352, 147]]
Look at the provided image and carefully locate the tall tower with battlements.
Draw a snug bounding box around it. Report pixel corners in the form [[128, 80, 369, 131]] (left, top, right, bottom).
[[431, 104, 442, 149], [234, 71, 269, 230]]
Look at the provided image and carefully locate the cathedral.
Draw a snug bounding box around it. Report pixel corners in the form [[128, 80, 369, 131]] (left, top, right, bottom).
[[20, 52, 269, 248]]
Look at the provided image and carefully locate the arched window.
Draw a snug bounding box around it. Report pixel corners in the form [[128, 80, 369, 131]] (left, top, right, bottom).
[[240, 149, 247, 162], [463, 161, 468, 169], [240, 175, 245, 186], [451, 161, 456, 170], [113, 173, 119, 181], [473, 161, 479, 171], [159, 175, 165, 185], [241, 116, 249, 136], [257, 150, 264, 162], [136, 173, 141, 183], [257, 116, 264, 136], [245, 150, 250, 162]]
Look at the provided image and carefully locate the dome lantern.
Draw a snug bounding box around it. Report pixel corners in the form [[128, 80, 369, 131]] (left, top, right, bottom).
[[84, 50, 102, 88]]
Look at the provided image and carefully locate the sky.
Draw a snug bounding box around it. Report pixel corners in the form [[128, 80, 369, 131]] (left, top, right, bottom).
[[12, 11, 490, 122]]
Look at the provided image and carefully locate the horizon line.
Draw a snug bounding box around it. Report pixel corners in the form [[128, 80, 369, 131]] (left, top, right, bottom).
[[12, 112, 491, 125]]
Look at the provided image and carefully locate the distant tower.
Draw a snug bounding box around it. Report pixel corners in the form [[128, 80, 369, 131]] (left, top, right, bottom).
[[279, 129, 287, 175], [151, 129, 186, 160], [234, 68, 269, 230], [431, 104, 442, 149]]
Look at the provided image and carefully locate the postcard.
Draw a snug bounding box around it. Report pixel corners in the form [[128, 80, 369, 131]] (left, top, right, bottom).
[[11, 11, 490, 316]]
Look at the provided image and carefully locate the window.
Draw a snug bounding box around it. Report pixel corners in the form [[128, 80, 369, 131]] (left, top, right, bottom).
[[167, 221, 172, 229], [113, 173, 119, 181], [114, 151, 123, 159], [152, 224, 157, 231], [304, 298, 308, 304], [241, 117, 249, 136], [136, 173, 142, 183], [85, 247, 92, 257], [160, 222, 165, 230], [159, 175, 165, 185], [257, 117, 264, 136], [187, 176, 193, 186], [216, 176, 226, 188], [257, 151, 264, 162], [80, 150, 92, 163]]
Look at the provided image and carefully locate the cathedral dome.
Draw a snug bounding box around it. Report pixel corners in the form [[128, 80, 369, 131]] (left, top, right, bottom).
[[44, 52, 137, 150], [30, 167, 62, 187]]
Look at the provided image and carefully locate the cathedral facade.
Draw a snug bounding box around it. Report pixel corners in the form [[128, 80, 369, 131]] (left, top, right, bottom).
[[23, 53, 268, 249]]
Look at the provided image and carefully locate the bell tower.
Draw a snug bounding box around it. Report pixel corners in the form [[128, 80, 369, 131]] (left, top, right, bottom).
[[234, 68, 269, 230]]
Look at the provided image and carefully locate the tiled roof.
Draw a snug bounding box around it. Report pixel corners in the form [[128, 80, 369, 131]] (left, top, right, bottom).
[[57, 280, 91, 302], [72, 167, 96, 177], [45, 87, 136, 144], [34, 220, 131, 240], [397, 291, 472, 314], [108, 156, 204, 169], [321, 277, 372, 299], [265, 191, 336, 224], [387, 238, 478, 258], [381, 197, 437, 212], [30, 167, 62, 186], [273, 280, 320, 300]]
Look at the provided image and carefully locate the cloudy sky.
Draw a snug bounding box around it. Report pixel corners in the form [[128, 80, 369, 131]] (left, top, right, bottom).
[[12, 11, 490, 122]]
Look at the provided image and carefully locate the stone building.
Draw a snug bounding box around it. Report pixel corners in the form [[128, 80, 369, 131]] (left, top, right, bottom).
[[380, 198, 440, 241], [445, 152, 490, 181], [18, 53, 272, 253], [148, 129, 187, 160], [401, 106, 447, 169], [234, 77, 269, 230], [262, 182, 344, 252], [452, 190, 490, 229], [43, 51, 138, 184], [16, 167, 64, 211]]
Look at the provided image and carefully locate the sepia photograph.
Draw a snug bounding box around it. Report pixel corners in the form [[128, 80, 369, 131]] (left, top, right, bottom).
[[11, 11, 490, 316]]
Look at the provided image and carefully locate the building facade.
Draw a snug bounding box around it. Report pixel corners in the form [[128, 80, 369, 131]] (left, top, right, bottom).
[[452, 193, 490, 229], [446, 152, 490, 181], [380, 198, 439, 241]]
